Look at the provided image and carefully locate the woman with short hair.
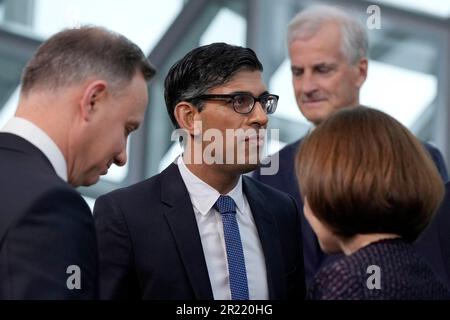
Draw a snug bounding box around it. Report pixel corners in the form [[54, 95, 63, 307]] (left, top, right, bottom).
[[296, 106, 450, 299]]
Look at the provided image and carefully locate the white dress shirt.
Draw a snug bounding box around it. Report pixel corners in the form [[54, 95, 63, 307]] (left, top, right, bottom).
[[177, 156, 269, 300], [1, 117, 68, 182]]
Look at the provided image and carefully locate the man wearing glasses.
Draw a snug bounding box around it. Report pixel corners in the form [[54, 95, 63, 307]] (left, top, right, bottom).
[[93, 42, 306, 300]]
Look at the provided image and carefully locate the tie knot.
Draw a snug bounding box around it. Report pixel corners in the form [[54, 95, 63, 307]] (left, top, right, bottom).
[[215, 195, 236, 215]]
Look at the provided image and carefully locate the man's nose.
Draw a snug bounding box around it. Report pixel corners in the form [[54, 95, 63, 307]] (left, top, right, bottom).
[[114, 147, 127, 167], [249, 101, 269, 127], [300, 72, 318, 95]]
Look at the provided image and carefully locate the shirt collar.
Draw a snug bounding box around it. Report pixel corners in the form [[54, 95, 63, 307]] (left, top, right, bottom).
[[177, 156, 245, 216], [1, 117, 68, 182]]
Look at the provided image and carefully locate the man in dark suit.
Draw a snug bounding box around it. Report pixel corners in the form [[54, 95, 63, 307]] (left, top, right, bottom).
[[253, 5, 449, 286], [0, 26, 155, 299], [94, 43, 305, 300], [416, 182, 450, 289]]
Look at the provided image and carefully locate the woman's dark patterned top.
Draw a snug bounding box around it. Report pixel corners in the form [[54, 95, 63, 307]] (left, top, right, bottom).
[[307, 238, 450, 300]]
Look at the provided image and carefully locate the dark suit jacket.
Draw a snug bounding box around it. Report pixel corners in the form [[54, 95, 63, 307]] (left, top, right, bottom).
[[0, 133, 98, 299], [416, 182, 450, 289], [253, 137, 449, 285], [94, 163, 305, 300]]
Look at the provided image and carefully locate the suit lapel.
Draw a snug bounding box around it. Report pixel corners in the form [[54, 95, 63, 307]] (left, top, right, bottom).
[[160, 164, 214, 300], [243, 176, 287, 299]]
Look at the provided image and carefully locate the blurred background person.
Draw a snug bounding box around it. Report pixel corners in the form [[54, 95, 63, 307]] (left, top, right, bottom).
[[253, 4, 449, 285], [416, 181, 450, 288], [296, 106, 450, 300]]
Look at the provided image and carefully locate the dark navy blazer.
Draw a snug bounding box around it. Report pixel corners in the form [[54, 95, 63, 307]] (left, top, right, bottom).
[[253, 137, 449, 286], [94, 163, 306, 300], [0, 133, 98, 299], [416, 182, 450, 288]]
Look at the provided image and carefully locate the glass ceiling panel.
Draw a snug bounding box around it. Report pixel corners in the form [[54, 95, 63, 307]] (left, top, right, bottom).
[[0, 3, 5, 23], [0, 85, 19, 128], [33, 0, 184, 53], [200, 7, 246, 47]]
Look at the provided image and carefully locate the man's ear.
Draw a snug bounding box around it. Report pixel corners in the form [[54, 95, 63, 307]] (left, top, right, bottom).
[[79, 80, 108, 121], [355, 58, 368, 88], [173, 102, 200, 135]]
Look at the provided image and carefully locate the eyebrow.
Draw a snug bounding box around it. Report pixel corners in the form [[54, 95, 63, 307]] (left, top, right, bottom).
[[292, 62, 337, 69], [314, 62, 337, 68]]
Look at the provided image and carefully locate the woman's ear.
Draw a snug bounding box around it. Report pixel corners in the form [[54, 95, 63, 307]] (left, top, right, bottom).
[[173, 102, 200, 135], [79, 80, 108, 121]]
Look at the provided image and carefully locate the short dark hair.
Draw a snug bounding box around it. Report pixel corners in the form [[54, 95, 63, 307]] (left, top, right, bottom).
[[164, 42, 263, 128], [21, 26, 156, 95], [296, 106, 444, 242]]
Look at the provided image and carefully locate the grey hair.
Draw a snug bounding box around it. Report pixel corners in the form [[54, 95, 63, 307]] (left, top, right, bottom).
[[287, 5, 369, 64]]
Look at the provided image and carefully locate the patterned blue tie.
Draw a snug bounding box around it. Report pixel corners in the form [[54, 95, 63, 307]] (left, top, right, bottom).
[[215, 195, 249, 300]]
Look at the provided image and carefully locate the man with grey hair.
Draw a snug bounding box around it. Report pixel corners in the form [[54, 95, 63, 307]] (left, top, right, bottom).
[[286, 5, 369, 125], [0, 26, 155, 299], [254, 5, 448, 285]]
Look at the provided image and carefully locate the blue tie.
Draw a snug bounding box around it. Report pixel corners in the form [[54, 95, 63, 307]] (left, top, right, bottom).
[[215, 195, 249, 300]]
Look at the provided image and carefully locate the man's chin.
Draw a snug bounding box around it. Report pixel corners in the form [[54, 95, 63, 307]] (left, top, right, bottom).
[[300, 104, 330, 124], [81, 175, 101, 187], [229, 161, 262, 174], [240, 163, 260, 174], [304, 111, 329, 126]]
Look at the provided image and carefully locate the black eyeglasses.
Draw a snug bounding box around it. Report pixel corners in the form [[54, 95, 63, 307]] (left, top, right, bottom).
[[188, 93, 279, 115]]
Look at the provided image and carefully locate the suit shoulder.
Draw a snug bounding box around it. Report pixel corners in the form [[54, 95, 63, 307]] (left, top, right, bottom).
[[27, 177, 86, 212], [37, 184, 88, 205], [0, 149, 70, 194], [421, 140, 446, 160], [20, 185, 92, 226], [253, 139, 302, 180], [97, 171, 163, 204], [268, 139, 301, 160], [244, 175, 297, 205], [1, 170, 89, 225], [280, 139, 302, 155], [422, 140, 440, 152]]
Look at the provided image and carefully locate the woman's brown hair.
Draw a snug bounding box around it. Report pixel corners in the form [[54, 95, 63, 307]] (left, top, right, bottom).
[[296, 106, 444, 241]]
